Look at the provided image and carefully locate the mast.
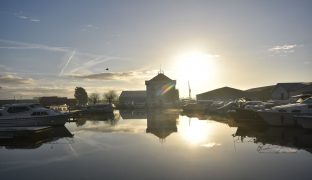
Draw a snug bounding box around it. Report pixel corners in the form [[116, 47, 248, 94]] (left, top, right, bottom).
[[188, 80, 191, 99]]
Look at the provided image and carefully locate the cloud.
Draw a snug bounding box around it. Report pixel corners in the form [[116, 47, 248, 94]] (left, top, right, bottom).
[[71, 72, 136, 80], [0, 87, 73, 99], [16, 14, 40, 22], [86, 24, 98, 29], [0, 39, 69, 52], [82, 24, 99, 31], [70, 70, 154, 81], [268, 44, 298, 54], [17, 15, 28, 19], [0, 39, 127, 76], [0, 74, 34, 85], [30, 19, 40, 22], [59, 50, 76, 76]]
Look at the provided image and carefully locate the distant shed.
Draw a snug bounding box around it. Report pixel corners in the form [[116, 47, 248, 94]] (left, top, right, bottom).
[[246, 85, 275, 100], [119, 91, 146, 107], [271, 83, 312, 100], [196, 87, 249, 101]]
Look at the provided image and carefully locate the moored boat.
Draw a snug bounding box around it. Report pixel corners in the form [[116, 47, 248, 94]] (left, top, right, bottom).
[[257, 97, 312, 128], [0, 103, 68, 127], [83, 103, 115, 113]]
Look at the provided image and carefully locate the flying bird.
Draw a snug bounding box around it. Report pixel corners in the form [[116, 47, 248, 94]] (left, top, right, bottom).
[[106, 68, 109, 71]]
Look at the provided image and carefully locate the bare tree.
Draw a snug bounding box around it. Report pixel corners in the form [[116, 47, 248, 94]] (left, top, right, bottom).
[[89, 93, 100, 104], [103, 90, 117, 104]]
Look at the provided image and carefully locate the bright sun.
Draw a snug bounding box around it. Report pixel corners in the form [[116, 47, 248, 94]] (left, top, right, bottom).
[[173, 51, 219, 97]]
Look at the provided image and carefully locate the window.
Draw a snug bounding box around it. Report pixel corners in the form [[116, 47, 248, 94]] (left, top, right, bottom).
[[7, 106, 30, 113], [31, 112, 40, 116], [31, 111, 49, 116], [303, 98, 312, 104], [291, 109, 301, 113], [29, 104, 41, 108], [41, 111, 48, 115]]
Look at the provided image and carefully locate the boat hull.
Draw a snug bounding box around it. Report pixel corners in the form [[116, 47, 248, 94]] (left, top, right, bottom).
[[296, 116, 312, 129], [0, 114, 68, 127], [257, 111, 304, 127]]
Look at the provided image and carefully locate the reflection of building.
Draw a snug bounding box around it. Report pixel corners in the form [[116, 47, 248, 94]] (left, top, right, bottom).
[[146, 110, 178, 140], [119, 91, 146, 108], [145, 73, 179, 108], [119, 109, 147, 119]]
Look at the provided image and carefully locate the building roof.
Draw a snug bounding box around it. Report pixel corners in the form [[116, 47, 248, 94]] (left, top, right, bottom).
[[245, 85, 275, 100], [119, 91, 146, 98], [148, 73, 172, 82], [275, 83, 311, 92], [292, 83, 312, 94], [246, 85, 275, 93], [197, 86, 249, 100]]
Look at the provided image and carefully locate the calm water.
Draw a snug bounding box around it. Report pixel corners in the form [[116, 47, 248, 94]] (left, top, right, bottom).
[[1, 110, 312, 180]]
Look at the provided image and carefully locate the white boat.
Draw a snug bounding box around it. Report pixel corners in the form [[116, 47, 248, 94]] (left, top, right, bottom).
[[257, 98, 312, 127], [0, 103, 68, 127]]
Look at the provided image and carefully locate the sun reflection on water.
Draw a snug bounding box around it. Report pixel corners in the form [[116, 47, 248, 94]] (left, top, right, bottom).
[[178, 116, 215, 145]]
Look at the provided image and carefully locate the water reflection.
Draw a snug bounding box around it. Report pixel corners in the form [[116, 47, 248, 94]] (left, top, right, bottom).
[[75, 112, 118, 126], [146, 110, 178, 141], [232, 120, 312, 154], [119, 109, 147, 119], [120, 109, 178, 141], [1, 110, 312, 179], [3, 109, 311, 154], [0, 126, 73, 149], [180, 112, 312, 153]]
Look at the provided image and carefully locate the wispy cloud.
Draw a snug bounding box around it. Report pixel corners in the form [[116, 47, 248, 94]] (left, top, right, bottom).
[[70, 70, 153, 81], [0, 74, 34, 85], [71, 72, 136, 80], [59, 50, 76, 76], [0, 39, 69, 52], [16, 14, 40, 22], [0, 86, 73, 99], [0, 39, 126, 76], [30, 19, 40, 22], [268, 44, 298, 54], [0, 39, 129, 80], [82, 24, 99, 31]]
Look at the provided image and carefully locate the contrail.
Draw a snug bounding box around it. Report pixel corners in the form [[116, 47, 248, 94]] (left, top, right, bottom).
[[59, 50, 75, 76]]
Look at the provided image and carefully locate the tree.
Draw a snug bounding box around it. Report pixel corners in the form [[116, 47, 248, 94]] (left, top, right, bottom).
[[74, 87, 88, 106], [89, 93, 100, 104], [103, 90, 118, 104]]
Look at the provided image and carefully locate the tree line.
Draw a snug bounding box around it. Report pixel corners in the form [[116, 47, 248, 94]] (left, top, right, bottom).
[[74, 87, 117, 106]]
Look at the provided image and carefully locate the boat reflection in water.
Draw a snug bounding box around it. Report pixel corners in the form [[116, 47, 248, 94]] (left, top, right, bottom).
[[180, 111, 312, 154], [0, 126, 73, 149], [232, 119, 312, 153], [74, 111, 117, 127]]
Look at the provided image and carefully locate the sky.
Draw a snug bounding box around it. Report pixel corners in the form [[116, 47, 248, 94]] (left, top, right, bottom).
[[0, 0, 312, 99]]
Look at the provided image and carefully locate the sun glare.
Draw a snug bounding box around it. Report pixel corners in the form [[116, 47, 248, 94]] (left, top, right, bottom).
[[173, 51, 219, 97], [179, 116, 213, 145]]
